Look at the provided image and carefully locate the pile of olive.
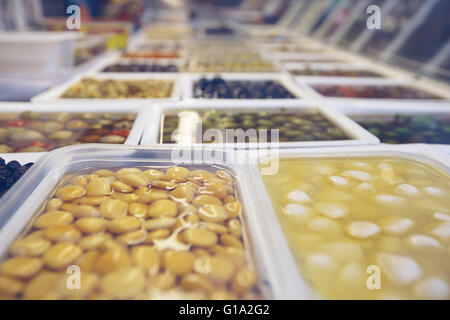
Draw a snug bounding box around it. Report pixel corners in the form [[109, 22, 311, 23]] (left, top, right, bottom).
[[0, 111, 136, 153], [61, 78, 173, 99], [102, 62, 179, 73], [162, 109, 349, 143], [312, 85, 442, 99], [291, 69, 383, 77], [0, 166, 260, 300], [354, 114, 450, 144], [0, 158, 33, 198], [188, 56, 275, 72], [193, 77, 296, 99]]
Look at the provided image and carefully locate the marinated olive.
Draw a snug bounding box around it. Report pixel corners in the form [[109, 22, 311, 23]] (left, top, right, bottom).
[[312, 85, 442, 99], [0, 112, 136, 152], [193, 77, 296, 99], [354, 114, 450, 144], [61, 78, 173, 99], [162, 109, 349, 143]]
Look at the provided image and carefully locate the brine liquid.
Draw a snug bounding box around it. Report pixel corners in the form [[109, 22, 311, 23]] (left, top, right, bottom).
[[262, 157, 450, 299]]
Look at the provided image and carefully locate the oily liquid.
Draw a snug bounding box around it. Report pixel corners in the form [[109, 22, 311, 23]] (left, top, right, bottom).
[[262, 157, 450, 299]]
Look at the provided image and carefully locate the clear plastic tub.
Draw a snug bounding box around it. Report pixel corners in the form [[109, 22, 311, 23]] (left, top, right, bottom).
[[249, 144, 450, 299], [140, 100, 379, 148], [0, 32, 82, 79], [0, 145, 298, 299], [31, 73, 182, 103], [0, 102, 149, 153]]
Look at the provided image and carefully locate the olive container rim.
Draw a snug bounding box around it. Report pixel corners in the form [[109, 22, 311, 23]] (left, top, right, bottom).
[[293, 77, 450, 102], [181, 72, 311, 101], [245, 144, 450, 299], [31, 72, 183, 103], [0, 101, 151, 150], [0, 144, 294, 299], [140, 99, 380, 148]]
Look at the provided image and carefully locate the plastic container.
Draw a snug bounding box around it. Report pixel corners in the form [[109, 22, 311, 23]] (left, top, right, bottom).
[[0, 32, 82, 79], [248, 144, 450, 299], [140, 100, 379, 149], [31, 73, 182, 103], [284, 62, 404, 84], [182, 73, 308, 101], [0, 102, 149, 153], [0, 144, 299, 299], [89, 52, 185, 73], [267, 52, 348, 64], [295, 78, 450, 104], [335, 104, 450, 145]]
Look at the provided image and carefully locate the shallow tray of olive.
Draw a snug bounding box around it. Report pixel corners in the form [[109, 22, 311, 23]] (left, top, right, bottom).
[[262, 156, 450, 299], [161, 109, 349, 144], [0, 111, 137, 153], [352, 114, 450, 144], [0, 165, 261, 299], [61, 78, 173, 99]]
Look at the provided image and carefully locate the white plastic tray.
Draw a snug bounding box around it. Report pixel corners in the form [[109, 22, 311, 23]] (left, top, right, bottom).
[[140, 100, 379, 149], [0, 145, 300, 299], [181, 73, 309, 101], [87, 51, 186, 73], [294, 78, 450, 104], [0, 101, 150, 151], [284, 62, 405, 84], [31, 72, 182, 103], [247, 144, 450, 299]]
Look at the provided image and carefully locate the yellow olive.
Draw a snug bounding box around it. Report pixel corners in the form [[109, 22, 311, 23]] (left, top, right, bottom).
[[77, 233, 112, 250], [106, 216, 142, 234], [0, 275, 24, 296], [231, 268, 257, 293], [93, 247, 130, 274], [22, 271, 60, 299], [227, 219, 242, 239], [42, 243, 82, 270], [198, 183, 228, 199], [34, 211, 74, 229], [181, 273, 213, 293], [99, 199, 128, 219], [46, 198, 63, 211], [220, 234, 243, 249], [9, 238, 52, 256], [192, 195, 222, 206], [116, 168, 142, 178], [170, 185, 196, 202], [120, 174, 148, 188], [56, 185, 86, 201], [162, 250, 196, 276], [144, 217, 177, 230], [79, 196, 109, 206], [150, 272, 176, 290], [75, 250, 100, 271], [75, 218, 107, 234], [181, 229, 218, 248], [117, 230, 147, 245], [111, 181, 134, 193], [147, 199, 178, 218], [141, 169, 164, 182], [131, 246, 159, 274], [224, 201, 242, 219], [85, 178, 112, 197], [128, 202, 148, 218], [100, 267, 145, 299], [194, 256, 235, 283], [145, 229, 171, 244], [0, 257, 43, 278], [134, 187, 169, 204], [198, 204, 229, 223]]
